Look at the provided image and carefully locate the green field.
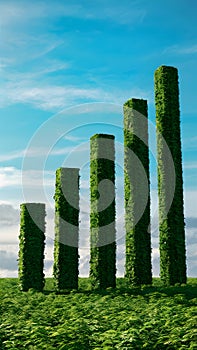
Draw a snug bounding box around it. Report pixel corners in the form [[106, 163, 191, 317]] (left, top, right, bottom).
[[0, 278, 197, 349]]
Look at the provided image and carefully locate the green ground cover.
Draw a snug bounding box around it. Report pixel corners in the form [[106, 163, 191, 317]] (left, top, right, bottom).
[[0, 278, 197, 349]]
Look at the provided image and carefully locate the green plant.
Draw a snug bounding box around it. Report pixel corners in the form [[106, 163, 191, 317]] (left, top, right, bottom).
[[53, 167, 80, 291], [90, 134, 116, 289], [1, 278, 197, 349], [154, 65, 187, 285], [18, 203, 46, 292], [123, 98, 152, 285]]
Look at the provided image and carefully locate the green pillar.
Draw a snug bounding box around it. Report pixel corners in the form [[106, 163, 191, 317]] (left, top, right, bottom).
[[154, 65, 187, 285], [53, 167, 80, 290], [124, 98, 152, 285], [18, 203, 46, 291], [90, 134, 116, 289]]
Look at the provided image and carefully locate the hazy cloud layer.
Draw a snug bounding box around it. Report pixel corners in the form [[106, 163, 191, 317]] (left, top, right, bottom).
[[0, 250, 18, 271], [0, 191, 196, 277], [0, 1, 146, 28], [185, 217, 197, 229], [0, 204, 19, 226], [0, 222, 196, 278]]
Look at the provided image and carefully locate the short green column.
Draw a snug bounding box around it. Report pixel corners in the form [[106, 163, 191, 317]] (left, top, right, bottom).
[[53, 167, 80, 290], [18, 203, 46, 291]]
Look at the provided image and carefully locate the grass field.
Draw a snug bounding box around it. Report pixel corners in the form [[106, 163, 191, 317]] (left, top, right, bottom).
[[0, 278, 197, 349]]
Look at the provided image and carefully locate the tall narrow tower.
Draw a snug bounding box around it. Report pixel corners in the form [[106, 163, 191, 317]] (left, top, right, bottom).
[[53, 167, 80, 290], [154, 65, 187, 285], [89, 134, 116, 289], [124, 98, 152, 285]]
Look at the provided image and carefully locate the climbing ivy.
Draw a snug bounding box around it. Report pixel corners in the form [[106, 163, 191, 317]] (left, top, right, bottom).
[[18, 203, 46, 292], [90, 134, 116, 289], [53, 167, 80, 291], [124, 98, 152, 286], [154, 65, 187, 285]]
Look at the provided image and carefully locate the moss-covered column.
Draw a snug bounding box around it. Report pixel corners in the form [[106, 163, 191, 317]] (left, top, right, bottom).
[[18, 203, 46, 291], [53, 167, 80, 291], [124, 98, 152, 285], [154, 65, 187, 285], [90, 134, 116, 289]]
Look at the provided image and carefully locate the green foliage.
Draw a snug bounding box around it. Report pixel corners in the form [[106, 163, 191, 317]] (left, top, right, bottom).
[[0, 278, 197, 349], [18, 203, 46, 292], [123, 98, 152, 285], [53, 168, 80, 291], [154, 66, 187, 285], [90, 134, 116, 289]]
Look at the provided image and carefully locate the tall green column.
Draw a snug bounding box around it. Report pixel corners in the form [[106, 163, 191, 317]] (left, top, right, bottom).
[[53, 167, 80, 290], [154, 65, 187, 285], [18, 203, 46, 291], [90, 134, 116, 289], [124, 98, 152, 285]]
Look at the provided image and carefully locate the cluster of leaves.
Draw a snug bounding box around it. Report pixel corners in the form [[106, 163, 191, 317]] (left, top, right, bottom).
[[0, 278, 197, 349], [53, 168, 80, 291], [123, 98, 152, 285], [90, 134, 116, 289], [154, 66, 186, 285], [18, 203, 46, 292]]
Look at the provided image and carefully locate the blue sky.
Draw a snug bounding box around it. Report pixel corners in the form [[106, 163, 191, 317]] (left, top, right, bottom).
[[0, 0, 196, 278]]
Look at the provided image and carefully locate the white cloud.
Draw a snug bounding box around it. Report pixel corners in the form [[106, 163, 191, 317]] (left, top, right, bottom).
[[51, 143, 89, 156], [183, 161, 197, 170], [0, 79, 152, 111], [0, 31, 66, 67], [0, 2, 151, 113], [0, 204, 19, 226], [177, 45, 197, 55], [0, 143, 90, 162], [64, 135, 87, 142], [3, 60, 70, 79], [0, 1, 146, 27], [0, 226, 19, 246], [0, 82, 120, 111], [0, 166, 55, 189], [0, 3, 82, 26], [0, 65, 152, 111], [0, 162, 196, 277], [0, 167, 22, 188], [0, 150, 25, 162], [0, 250, 18, 271], [0, 2, 148, 111], [80, 179, 90, 190], [163, 44, 197, 55], [1, 215, 196, 277], [184, 190, 197, 218], [183, 136, 197, 150]]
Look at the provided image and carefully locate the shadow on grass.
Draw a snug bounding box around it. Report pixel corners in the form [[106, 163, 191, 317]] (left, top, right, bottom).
[[42, 277, 197, 300], [1, 277, 196, 300]]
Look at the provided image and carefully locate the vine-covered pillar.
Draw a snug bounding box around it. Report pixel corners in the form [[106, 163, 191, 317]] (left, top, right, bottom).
[[154, 65, 187, 285], [124, 98, 152, 285], [18, 203, 46, 291], [90, 134, 116, 289], [53, 167, 80, 290]]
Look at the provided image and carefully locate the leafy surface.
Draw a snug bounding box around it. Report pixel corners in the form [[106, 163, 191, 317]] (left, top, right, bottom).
[[124, 99, 152, 285], [53, 168, 79, 291], [18, 203, 46, 292], [0, 278, 197, 349], [154, 66, 186, 285], [90, 134, 116, 289]]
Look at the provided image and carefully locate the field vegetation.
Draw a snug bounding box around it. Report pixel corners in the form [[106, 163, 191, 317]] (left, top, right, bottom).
[[0, 278, 196, 349]]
